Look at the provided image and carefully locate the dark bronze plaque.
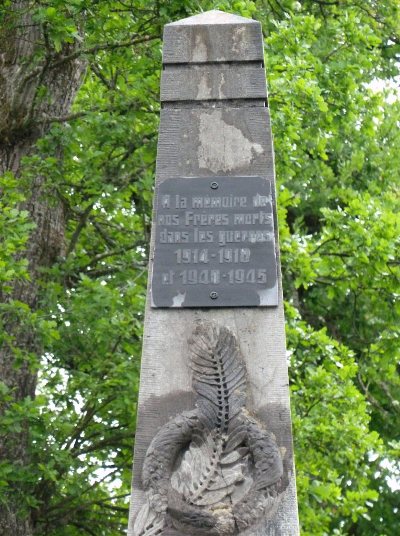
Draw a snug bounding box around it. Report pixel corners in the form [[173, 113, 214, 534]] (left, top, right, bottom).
[[151, 177, 278, 308]]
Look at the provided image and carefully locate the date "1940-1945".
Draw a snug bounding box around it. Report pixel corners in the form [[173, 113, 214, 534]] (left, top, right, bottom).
[[161, 268, 268, 286]]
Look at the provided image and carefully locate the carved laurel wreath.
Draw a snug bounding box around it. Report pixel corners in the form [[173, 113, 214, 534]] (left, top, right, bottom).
[[134, 323, 286, 535]]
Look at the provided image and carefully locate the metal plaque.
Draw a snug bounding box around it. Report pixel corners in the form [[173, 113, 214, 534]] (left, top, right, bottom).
[[151, 176, 278, 308]]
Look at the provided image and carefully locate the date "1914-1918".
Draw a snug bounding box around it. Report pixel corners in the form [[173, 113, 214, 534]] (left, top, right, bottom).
[[174, 247, 251, 264]]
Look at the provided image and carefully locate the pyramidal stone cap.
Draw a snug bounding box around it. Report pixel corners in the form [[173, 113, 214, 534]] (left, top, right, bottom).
[[167, 10, 259, 26], [163, 10, 264, 64]]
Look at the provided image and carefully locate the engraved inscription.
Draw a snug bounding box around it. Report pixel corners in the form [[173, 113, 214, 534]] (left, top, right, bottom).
[[151, 177, 278, 307], [133, 324, 287, 536]]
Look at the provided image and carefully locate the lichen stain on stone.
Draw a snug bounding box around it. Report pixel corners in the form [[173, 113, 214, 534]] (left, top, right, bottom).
[[257, 280, 278, 306], [218, 72, 226, 99], [232, 26, 245, 54], [172, 291, 186, 307], [191, 33, 207, 62], [198, 110, 263, 172], [196, 73, 212, 99]]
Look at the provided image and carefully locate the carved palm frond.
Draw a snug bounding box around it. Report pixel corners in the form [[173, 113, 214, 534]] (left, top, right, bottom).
[[134, 323, 286, 536], [170, 325, 249, 508], [133, 502, 165, 536], [189, 324, 246, 433]]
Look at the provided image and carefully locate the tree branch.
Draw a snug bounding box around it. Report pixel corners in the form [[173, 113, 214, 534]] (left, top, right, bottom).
[[72, 432, 133, 457], [71, 522, 98, 536], [66, 202, 94, 257], [83, 244, 146, 267], [36, 101, 156, 124], [51, 34, 160, 69], [22, 34, 160, 86]]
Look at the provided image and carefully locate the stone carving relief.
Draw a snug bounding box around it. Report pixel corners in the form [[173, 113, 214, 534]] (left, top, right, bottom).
[[134, 323, 287, 535]]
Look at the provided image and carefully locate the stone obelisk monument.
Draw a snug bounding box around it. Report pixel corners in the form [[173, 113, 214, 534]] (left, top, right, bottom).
[[128, 10, 299, 536]]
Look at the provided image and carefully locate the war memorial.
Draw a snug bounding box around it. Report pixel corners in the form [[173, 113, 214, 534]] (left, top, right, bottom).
[[128, 11, 300, 536]]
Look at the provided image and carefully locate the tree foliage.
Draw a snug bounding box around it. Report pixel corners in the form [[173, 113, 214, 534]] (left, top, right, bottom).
[[0, 1, 399, 535]]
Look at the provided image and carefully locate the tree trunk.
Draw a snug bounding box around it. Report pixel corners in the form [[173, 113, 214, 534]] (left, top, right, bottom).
[[0, 3, 86, 534]]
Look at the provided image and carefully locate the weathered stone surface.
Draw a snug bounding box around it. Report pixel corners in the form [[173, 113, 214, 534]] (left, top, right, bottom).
[[133, 324, 287, 535], [163, 11, 263, 64], [128, 10, 299, 536], [156, 107, 274, 178], [161, 64, 267, 102]]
